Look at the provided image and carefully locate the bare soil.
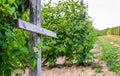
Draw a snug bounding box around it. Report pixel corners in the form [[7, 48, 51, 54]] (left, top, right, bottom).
[[107, 35, 120, 47], [42, 42, 117, 76]]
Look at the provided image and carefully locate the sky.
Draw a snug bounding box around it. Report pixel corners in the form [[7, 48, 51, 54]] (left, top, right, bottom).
[[84, 0, 120, 30], [42, 0, 120, 30]]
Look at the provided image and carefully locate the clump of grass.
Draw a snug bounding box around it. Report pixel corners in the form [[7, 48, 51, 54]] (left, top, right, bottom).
[[95, 69, 103, 73]]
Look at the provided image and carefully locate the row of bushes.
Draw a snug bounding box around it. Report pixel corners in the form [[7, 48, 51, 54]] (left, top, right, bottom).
[[41, 0, 97, 67], [0, 0, 97, 75], [97, 26, 120, 36], [110, 26, 120, 35]]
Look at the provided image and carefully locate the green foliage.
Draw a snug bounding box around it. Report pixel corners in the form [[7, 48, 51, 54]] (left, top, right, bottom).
[[99, 26, 120, 36], [30, 58, 37, 70], [0, 26, 30, 76], [111, 26, 120, 35], [98, 37, 120, 75], [96, 29, 108, 36], [95, 69, 103, 73], [0, 0, 31, 76], [42, 0, 97, 66]]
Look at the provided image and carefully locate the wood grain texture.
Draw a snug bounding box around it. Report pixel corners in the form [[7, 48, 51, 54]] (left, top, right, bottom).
[[29, 0, 41, 76], [17, 19, 56, 37]]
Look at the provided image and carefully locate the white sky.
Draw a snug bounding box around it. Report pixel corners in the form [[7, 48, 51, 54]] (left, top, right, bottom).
[[84, 0, 120, 30], [42, 0, 120, 30]]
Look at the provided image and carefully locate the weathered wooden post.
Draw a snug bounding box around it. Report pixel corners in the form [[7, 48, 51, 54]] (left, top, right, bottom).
[[29, 0, 41, 76], [15, 0, 56, 76], [81, 0, 84, 5], [80, 0, 85, 19]]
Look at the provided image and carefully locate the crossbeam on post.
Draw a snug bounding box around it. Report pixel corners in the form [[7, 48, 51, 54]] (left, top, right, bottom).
[[16, 19, 56, 38]]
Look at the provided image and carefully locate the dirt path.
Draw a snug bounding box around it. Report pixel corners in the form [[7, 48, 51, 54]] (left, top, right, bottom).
[[42, 42, 117, 76]]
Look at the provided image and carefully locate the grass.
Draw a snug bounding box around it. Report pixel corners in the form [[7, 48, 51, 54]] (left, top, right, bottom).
[[95, 69, 103, 73], [98, 36, 120, 75]]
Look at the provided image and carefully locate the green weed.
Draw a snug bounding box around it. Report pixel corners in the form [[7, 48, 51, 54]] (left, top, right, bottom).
[[95, 69, 103, 73]]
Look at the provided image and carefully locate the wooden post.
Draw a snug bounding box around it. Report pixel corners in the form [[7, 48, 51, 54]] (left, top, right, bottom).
[[29, 0, 41, 76], [81, 0, 84, 5], [80, 0, 85, 19], [15, 0, 56, 76]]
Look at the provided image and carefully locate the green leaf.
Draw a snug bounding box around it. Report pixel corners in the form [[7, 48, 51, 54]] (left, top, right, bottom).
[[33, 47, 39, 52], [3, 4, 9, 9], [4, 69, 11, 76], [34, 54, 40, 59], [14, 12, 17, 19], [21, 47, 29, 54], [12, 49, 20, 56], [13, 2, 18, 8], [7, 0, 15, 4], [5, 31, 13, 40], [7, 7, 15, 15], [30, 58, 37, 70], [0, 32, 4, 39]]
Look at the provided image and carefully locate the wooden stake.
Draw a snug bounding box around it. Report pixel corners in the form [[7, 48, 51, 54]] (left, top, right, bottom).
[[29, 0, 41, 76], [15, 0, 56, 76]]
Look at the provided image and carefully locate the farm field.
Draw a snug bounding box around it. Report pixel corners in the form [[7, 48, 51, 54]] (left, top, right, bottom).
[[1, 0, 120, 76], [42, 35, 120, 76]]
